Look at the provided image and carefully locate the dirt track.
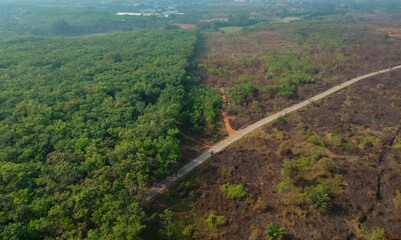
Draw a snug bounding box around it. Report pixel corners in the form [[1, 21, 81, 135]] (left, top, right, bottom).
[[145, 65, 401, 202]]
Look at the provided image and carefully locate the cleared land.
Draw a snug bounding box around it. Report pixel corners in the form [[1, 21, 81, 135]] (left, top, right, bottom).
[[146, 70, 401, 240], [146, 66, 401, 202]]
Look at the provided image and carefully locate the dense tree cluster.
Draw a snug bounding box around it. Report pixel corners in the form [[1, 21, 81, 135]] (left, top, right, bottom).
[[0, 29, 197, 239]]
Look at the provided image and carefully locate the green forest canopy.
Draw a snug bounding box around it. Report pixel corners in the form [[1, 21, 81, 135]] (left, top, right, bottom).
[[0, 29, 197, 239]]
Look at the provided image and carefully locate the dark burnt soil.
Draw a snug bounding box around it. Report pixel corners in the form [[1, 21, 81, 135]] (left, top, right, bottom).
[[195, 25, 401, 131], [148, 71, 401, 240]]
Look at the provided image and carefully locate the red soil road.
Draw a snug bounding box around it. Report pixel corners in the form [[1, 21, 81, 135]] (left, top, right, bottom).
[[220, 88, 238, 137], [145, 65, 401, 202]]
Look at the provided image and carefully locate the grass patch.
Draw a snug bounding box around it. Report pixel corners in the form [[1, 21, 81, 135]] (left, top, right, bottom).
[[221, 183, 253, 202], [205, 212, 226, 228], [393, 141, 401, 149], [276, 115, 287, 123], [306, 135, 325, 146]]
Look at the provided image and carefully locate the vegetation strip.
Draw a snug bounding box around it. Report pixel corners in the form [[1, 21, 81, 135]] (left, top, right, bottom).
[[146, 65, 401, 202]]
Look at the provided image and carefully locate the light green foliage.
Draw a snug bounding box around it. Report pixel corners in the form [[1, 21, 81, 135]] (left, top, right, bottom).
[[262, 53, 317, 98], [282, 160, 299, 179], [296, 156, 310, 168], [236, 58, 253, 66], [221, 184, 252, 201], [360, 225, 386, 240], [266, 223, 285, 240], [0, 30, 197, 239], [393, 141, 401, 149], [306, 135, 325, 146], [205, 212, 226, 228], [227, 75, 256, 102], [182, 224, 199, 238], [308, 99, 319, 107], [337, 53, 349, 61], [159, 209, 176, 240], [186, 86, 221, 132]]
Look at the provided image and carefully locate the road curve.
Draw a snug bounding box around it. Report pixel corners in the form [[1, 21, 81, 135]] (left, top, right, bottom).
[[146, 65, 401, 202]]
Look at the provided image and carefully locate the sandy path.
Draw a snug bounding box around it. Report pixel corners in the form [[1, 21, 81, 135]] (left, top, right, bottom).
[[145, 65, 401, 202]]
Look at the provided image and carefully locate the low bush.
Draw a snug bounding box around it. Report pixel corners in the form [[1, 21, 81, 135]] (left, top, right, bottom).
[[266, 223, 285, 240], [221, 184, 252, 201], [205, 212, 226, 228], [282, 160, 299, 179], [315, 157, 335, 172], [306, 135, 325, 146]]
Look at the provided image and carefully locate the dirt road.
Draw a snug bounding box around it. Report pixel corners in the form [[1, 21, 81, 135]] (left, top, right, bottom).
[[146, 65, 401, 202], [220, 88, 238, 136]]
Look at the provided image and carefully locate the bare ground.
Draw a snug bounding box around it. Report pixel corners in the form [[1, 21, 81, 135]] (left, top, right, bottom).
[[148, 71, 401, 240]]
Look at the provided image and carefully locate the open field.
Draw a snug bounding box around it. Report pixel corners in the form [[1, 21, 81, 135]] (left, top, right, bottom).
[[193, 16, 401, 131], [146, 70, 401, 239]]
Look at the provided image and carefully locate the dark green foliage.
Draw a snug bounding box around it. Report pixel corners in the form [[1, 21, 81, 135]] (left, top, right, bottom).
[[186, 86, 221, 132], [0, 30, 197, 239], [266, 223, 285, 240]]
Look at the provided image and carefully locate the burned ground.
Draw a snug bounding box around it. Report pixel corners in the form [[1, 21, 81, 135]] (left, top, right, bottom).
[[192, 17, 401, 131], [147, 70, 401, 240]]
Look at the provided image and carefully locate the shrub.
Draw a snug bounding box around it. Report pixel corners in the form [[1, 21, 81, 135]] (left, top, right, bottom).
[[253, 197, 267, 213], [278, 84, 294, 97], [315, 157, 335, 172], [205, 212, 226, 228], [263, 85, 280, 95], [306, 135, 324, 146], [393, 141, 401, 149], [182, 225, 198, 238], [227, 75, 256, 102], [360, 225, 385, 240], [296, 156, 310, 168], [276, 115, 287, 123], [309, 191, 330, 212], [278, 140, 293, 156], [282, 160, 299, 179], [309, 184, 332, 213], [159, 209, 176, 239], [221, 184, 252, 201], [266, 223, 284, 240]]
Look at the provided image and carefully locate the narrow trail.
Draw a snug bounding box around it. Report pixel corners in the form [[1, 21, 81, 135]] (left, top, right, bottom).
[[145, 65, 401, 202], [220, 88, 238, 137]]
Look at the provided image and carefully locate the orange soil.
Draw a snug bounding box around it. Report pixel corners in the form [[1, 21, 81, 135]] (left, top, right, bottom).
[[220, 88, 238, 136], [378, 27, 401, 38]]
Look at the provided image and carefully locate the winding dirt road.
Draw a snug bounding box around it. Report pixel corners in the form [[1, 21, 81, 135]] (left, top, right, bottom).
[[146, 65, 401, 202]]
